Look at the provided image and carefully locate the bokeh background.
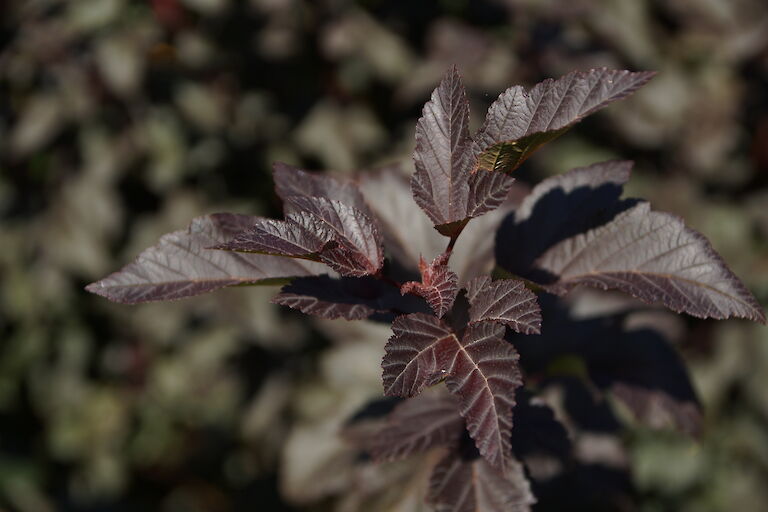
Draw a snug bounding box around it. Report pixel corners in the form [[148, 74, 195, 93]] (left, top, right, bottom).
[[2, 0, 768, 510]]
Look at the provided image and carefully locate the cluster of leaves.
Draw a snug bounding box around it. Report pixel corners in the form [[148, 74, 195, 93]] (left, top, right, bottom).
[[87, 67, 765, 511]]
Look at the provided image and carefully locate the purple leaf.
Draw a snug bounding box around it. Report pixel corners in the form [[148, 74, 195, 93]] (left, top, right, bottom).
[[347, 392, 464, 463], [411, 66, 473, 232], [211, 214, 331, 257], [85, 214, 323, 304], [473, 69, 655, 173], [272, 162, 374, 218], [465, 276, 542, 334], [272, 275, 424, 321], [469, 69, 654, 216], [496, 160, 637, 279], [283, 196, 384, 277], [382, 313, 456, 397], [428, 450, 535, 512], [383, 315, 524, 472], [401, 253, 459, 318], [444, 322, 523, 473], [467, 171, 517, 218], [536, 202, 766, 323]]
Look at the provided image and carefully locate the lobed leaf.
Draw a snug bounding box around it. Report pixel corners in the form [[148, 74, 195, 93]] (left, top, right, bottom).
[[411, 66, 473, 231], [444, 322, 522, 473], [401, 253, 459, 318], [383, 314, 525, 472], [284, 195, 384, 277], [428, 450, 535, 512], [382, 313, 457, 397], [348, 392, 464, 463], [85, 214, 323, 304], [211, 213, 331, 257], [465, 276, 542, 334], [536, 202, 766, 323]]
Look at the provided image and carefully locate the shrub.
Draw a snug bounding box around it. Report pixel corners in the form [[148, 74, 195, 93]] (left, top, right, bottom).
[[88, 67, 765, 511]]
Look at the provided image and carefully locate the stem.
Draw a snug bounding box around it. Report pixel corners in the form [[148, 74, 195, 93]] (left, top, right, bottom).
[[376, 269, 403, 289], [443, 218, 470, 260]]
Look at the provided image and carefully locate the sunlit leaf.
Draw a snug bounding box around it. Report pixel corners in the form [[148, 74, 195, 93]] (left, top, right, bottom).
[[86, 214, 323, 303], [468, 69, 654, 217], [465, 276, 542, 334], [536, 202, 766, 322], [383, 314, 523, 472], [411, 66, 473, 231]]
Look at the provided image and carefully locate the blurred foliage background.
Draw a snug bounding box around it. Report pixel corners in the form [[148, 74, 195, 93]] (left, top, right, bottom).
[[1, 0, 768, 510]]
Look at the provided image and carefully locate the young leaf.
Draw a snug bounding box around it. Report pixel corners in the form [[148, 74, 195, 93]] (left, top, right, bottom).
[[465, 276, 542, 334], [401, 253, 459, 318], [382, 313, 457, 397], [85, 214, 323, 304], [472, 69, 655, 175], [444, 322, 522, 473], [348, 392, 464, 463], [272, 162, 374, 218], [272, 275, 426, 321], [536, 202, 766, 323], [283, 195, 384, 277], [411, 66, 473, 233], [428, 450, 535, 512]]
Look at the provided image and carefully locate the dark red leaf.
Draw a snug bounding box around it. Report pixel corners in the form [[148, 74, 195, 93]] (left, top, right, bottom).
[[536, 202, 766, 323], [383, 314, 524, 472], [347, 392, 464, 463], [473, 69, 655, 168], [411, 66, 473, 231], [465, 276, 542, 334], [401, 253, 459, 318], [283, 195, 384, 277], [444, 322, 522, 473], [382, 313, 457, 397], [468, 69, 654, 217], [211, 213, 331, 257], [85, 214, 323, 304], [428, 451, 534, 512]]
